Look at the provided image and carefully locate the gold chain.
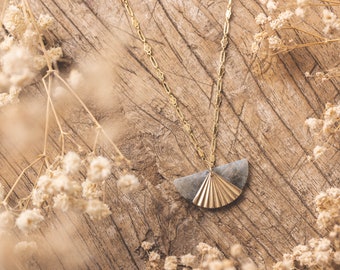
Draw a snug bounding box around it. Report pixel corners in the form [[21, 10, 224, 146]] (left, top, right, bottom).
[[121, 0, 232, 169]]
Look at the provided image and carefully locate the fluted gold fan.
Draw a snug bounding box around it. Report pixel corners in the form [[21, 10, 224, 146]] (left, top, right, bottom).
[[174, 159, 248, 209]]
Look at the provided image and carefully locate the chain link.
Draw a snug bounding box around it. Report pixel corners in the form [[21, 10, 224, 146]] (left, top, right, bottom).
[[121, 0, 232, 169]]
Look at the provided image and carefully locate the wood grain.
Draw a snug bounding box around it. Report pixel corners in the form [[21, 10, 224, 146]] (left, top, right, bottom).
[[1, 0, 339, 269]]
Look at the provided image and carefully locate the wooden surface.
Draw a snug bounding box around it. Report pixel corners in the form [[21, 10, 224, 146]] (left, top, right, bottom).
[[1, 0, 339, 269]]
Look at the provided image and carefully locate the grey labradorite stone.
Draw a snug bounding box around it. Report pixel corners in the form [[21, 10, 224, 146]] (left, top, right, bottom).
[[174, 159, 249, 202]]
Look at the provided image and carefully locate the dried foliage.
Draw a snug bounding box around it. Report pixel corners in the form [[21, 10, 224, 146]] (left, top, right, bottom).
[[274, 188, 340, 269], [0, 1, 138, 269], [142, 241, 257, 270], [305, 102, 340, 160], [252, 0, 340, 79]]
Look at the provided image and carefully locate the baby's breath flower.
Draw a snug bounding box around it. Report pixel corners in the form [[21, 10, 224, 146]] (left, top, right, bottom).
[[323, 103, 340, 135], [68, 69, 84, 89], [273, 253, 294, 270], [85, 199, 111, 220], [315, 238, 331, 251], [31, 188, 48, 207], [36, 174, 54, 194], [304, 118, 323, 134], [266, 0, 278, 12], [295, 7, 305, 18], [141, 241, 154, 251], [62, 151, 81, 174], [82, 179, 102, 199], [164, 256, 177, 270], [2, 45, 35, 87], [270, 10, 294, 30], [313, 145, 327, 160], [46, 47, 63, 63], [87, 156, 112, 183], [38, 14, 54, 30], [297, 250, 314, 266], [14, 241, 37, 260], [0, 211, 15, 229], [268, 35, 284, 51], [149, 251, 160, 262], [315, 188, 340, 229], [3, 5, 26, 36], [255, 13, 269, 25], [53, 193, 87, 212], [322, 9, 340, 34], [15, 208, 44, 233], [180, 253, 196, 268], [241, 261, 258, 270], [52, 174, 82, 195], [117, 174, 140, 193], [230, 243, 244, 258], [197, 242, 213, 255], [0, 35, 14, 51], [322, 9, 337, 27]]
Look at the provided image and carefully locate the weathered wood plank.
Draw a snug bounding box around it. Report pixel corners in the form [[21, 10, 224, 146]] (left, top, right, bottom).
[[1, 0, 339, 269]]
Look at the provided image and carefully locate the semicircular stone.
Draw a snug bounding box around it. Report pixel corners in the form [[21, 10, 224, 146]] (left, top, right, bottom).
[[174, 159, 249, 203], [174, 169, 209, 201], [212, 159, 248, 190]]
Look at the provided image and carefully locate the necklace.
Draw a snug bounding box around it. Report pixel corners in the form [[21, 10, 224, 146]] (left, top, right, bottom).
[[121, 0, 248, 209]]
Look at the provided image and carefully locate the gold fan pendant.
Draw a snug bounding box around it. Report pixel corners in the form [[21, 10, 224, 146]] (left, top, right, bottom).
[[174, 159, 248, 209]]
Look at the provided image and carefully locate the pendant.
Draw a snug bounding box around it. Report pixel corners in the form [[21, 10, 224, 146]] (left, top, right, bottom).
[[174, 159, 248, 209]]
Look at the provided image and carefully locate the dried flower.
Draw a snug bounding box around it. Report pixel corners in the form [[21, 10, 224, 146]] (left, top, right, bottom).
[[2, 5, 26, 37], [295, 7, 305, 18], [31, 187, 48, 207], [14, 241, 37, 260], [38, 14, 54, 30], [0, 211, 15, 229], [117, 174, 140, 193], [62, 151, 81, 174], [85, 199, 111, 220], [197, 242, 213, 255], [15, 208, 44, 233], [315, 188, 340, 230], [181, 253, 196, 267], [322, 9, 339, 34], [52, 174, 82, 195], [87, 156, 112, 183], [82, 179, 102, 199], [67, 69, 84, 89], [304, 118, 323, 134], [268, 35, 284, 51], [53, 193, 86, 212], [270, 10, 294, 30], [312, 145, 327, 160], [149, 251, 160, 262], [255, 13, 269, 25], [241, 261, 258, 270], [275, 188, 340, 268], [2, 45, 35, 87], [164, 256, 177, 270], [230, 243, 244, 258], [266, 0, 278, 12], [141, 241, 154, 251]]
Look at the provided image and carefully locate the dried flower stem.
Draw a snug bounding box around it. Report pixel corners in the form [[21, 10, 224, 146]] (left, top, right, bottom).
[[54, 72, 129, 163], [42, 74, 66, 157], [1, 156, 44, 209], [23, 0, 53, 71]]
